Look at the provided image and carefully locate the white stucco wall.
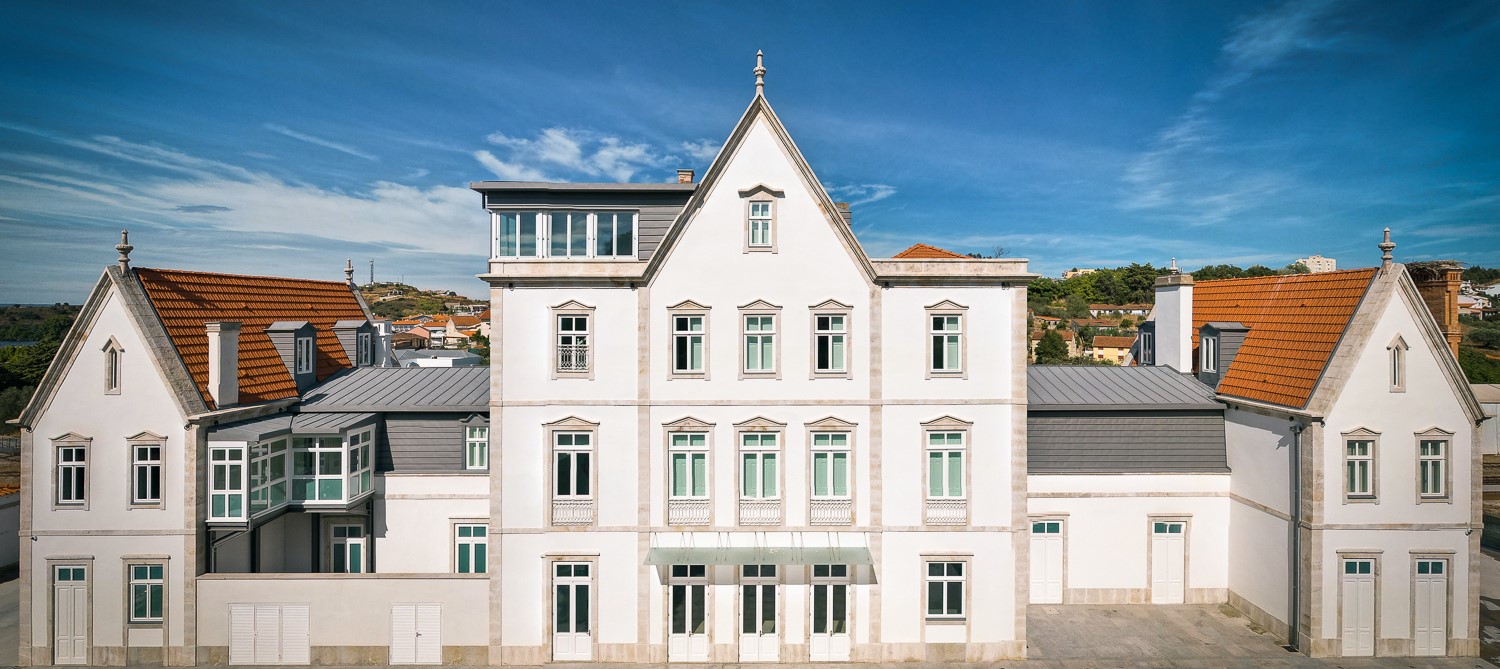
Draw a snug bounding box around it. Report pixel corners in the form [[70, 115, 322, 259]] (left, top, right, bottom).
[[375, 474, 488, 573]]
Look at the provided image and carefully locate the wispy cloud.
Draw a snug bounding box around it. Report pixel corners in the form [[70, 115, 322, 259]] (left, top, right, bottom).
[[478, 127, 675, 182], [680, 140, 720, 163], [264, 123, 378, 161], [172, 204, 233, 213], [825, 183, 898, 207]]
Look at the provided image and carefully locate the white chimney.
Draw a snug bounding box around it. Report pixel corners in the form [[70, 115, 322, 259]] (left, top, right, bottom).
[[205, 321, 240, 406], [1153, 272, 1195, 372], [372, 319, 394, 367]]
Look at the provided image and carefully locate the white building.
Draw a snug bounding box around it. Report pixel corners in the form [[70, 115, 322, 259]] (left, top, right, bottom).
[[1297, 254, 1338, 273]]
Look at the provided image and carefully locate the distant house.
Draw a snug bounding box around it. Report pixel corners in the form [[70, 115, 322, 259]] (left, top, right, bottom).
[[390, 331, 428, 350], [390, 318, 423, 333], [1459, 294, 1489, 317], [394, 349, 482, 367], [1073, 317, 1132, 330], [1087, 303, 1152, 317], [1086, 335, 1135, 364], [1295, 254, 1338, 273], [1033, 314, 1061, 329], [1063, 268, 1097, 279]]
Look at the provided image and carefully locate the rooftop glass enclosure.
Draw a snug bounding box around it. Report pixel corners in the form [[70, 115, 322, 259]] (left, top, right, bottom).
[[207, 414, 377, 525]]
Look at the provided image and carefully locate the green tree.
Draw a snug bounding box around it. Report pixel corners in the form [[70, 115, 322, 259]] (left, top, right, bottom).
[[1028, 277, 1063, 307], [1470, 328, 1500, 349], [1035, 330, 1070, 364], [468, 333, 491, 365], [1063, 294, 1091, 319], [1459, 347, 1500, 383]]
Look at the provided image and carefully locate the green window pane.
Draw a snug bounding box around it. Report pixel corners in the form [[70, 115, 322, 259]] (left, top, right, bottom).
[[832, 453, 848, 496], [946, 582, 962, 615], [927, 581, 942, 615], [458, 526, 473, 538], [227, 494, 242, 517], [348, 543, 362, 573], [672, 454, 687, 497], [474, 544, 486, 573], [150, 584, 162, 618], [211, 495, 225, 518], [945, 337, 959, 369], [743, 454, 757, 497], [133, 585, 148, 620], [928, 452, 943, 496], [760, 339, 773, 370], [831, 336, 845, 370], [458, 546, 470, 573], [813, 454, 829, 496], [689, 338, 703, 370], [270, 482, 287, 505], [762, 454, 777, 497], [319, 478, 342, 500], [947, 453, 963, 496], [692, 454, 706, 497]]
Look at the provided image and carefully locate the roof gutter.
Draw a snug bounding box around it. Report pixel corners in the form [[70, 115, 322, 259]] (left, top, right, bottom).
[[185, 397, 299, 428]]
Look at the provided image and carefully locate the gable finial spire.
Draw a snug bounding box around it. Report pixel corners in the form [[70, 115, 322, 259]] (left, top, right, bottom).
[[345, 259, 355, 284], [754, 50, 766, 97], [1379, 227, 1396, 269], [115, 229, 134, 271], [1169, 257, 1178, 274]]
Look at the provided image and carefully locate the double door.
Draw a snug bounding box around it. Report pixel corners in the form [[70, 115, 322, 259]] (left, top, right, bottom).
[[809, 565, 850, 662], [553, 564, 592, 661], [668, 565, 709, 662], [390, 604, 441, 664], [739, 565, 779, 662], [229, 603, 310, 665]]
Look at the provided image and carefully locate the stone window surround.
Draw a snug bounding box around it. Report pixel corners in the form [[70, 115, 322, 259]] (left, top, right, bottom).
[[738, 300, 783, 380], [1342, 427, 1380, 504], [1387, 334, 1408, 393], [922, 416, 972, 500], [122, 554, 170, 629], [665, 417, 715, 526], [809, 300, 853, 380], [51, 432, 91, 511], [1146, 514, 1192, 603], [735, 417, 787, 524], [920, 553, 972, 627], [449, 518, 489, 575], [806, 416, 857, 506], [545, 416, 600, 527], [551, 300, 596, 381], [925, 300, 969, 379], [102, 336, 124, 395], [1406, 549, 1456, 651], [739, 184, 784, 254], [126, 431, 167, 510], [1414, 427, 1454, 504], [667, 300, 711, 380], [543, 554, 599, 662]]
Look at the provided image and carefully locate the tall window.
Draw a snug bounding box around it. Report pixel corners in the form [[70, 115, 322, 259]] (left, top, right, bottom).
[[740, 433, 779, 500], [1388, 336, 1407, 391], [347, 429, 374, 498], [748, 201, 773, 248], [56, 444, 87, 506], [292, 436, 343, 502], [329, 524, 366, 573], [670, 433, 708, 499], [104, 340, 123, 393], [926, 432, 964, 499], [294, 336, 314, 374], [129, 564, 165, 623], [495, 210, 635, 259], [550, 211, 590, 258], [496, 212, 540, 257], [466, 426, 490, 470], [814, 315, 847, 374], [1345, 439, 1374, 499], [1201, 335, 1219, 373], [743, 314, 776, 373], [455, 524, 487, 574], [929, 315, 962, 373], [673, 315, 706, 374], [925, 562, 965, 620], [210, 446, 244, 519], [357, 332, 372, 366], [248, 438, 289, 515], [1139, 330, 1155, 365], [810, 433, 850, 499], [554, 432, 592, 500], [557, 315, 591, 373], [132, 444, 162, 505], [1419, 439, 1447, 499]]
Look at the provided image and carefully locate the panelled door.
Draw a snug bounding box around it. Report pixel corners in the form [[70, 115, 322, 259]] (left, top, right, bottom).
[[1340, 559, 1376, 656], [53, 566, 88, 665], [809, 565, 850, 661], [1414, 559, 1448, 656], [1150, 521, 1186, 604], [1030, 521, 1064, 604], [390, 604, 442, 664], [229, 603, 310, 665], [552, 564, 592, 661], [668, 565, 709, 662], [739, 565, 779, 662], [330, 525, 366, 573]]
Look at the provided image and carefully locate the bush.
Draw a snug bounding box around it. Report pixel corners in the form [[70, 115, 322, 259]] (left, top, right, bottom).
[[1459, 347, 1500, 383]]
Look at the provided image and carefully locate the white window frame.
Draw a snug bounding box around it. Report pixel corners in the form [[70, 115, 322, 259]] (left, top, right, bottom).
[[346, 427, 375, 499], [747, 199, 775, 251], [668, 432, 710, 501], [1416, 429, 1452, 502], [454, 523, 488, 574], [465, 425, 490, 470], [669, 302, 710, 378], [925, 431, 966, 500], [739, 303, 781, 379], [127, 562, 165, 624], [54, 437, 89, 509], [248, 437, 290, 517], [131, 442, 162, 507], [1343, 429, 1378, 502], [553, 304, 594, 379], [294, 336, 314, 374], [1388, 335, 1408, 392], [492, 210, 638, 260], [810, 432, 851, 500], [292, 435, 345, 504], [357, 332, 372, 366], [924, 560, 966, 621], [1201, 335, 1219, 373], [739, 431, 781, 501], [926, 302, 967, 378], [328, 523, 367, 573], [552, 431, 593, 501], [210, 445, 246, 521], [811, 303, 852, 379], [103, 337, 123, 394]]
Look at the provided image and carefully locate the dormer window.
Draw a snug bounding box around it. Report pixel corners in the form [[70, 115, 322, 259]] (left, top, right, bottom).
[[1200, 335, 1218, 373], [357, 333, 372, 366], [1139, 330, 1155, 366], [295, 336, 314, 374], [493, 210, 636, 259], [748, 200, 774, 249]]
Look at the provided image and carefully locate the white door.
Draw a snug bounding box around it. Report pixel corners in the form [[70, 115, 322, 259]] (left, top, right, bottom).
[[1340, 559, 1376, 656], [391, 604, 442, 664], [229, 603, 310, 665], [1150, 522, 1186, 604], [739, 565, 779, 662], [1030, 521, 1064, 604], [809, 565, 850, 662], [53, 566, 88, 665], [668, 566, 709, 662], [1414, 559, 1448, 656], [552, 564, 592, 661], [331, 525, 366, 573]]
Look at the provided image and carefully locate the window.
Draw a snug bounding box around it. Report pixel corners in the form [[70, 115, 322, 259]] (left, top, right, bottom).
[[669, 433, 708, 499], [292, 436, 344, 502], [556, 314, 591, 374], [814, 314, 847, 374], [1139, 330, 1154, 365], [1345, 438, 1374, 499], [1388, 336, 1408, 392], [210, 446, 245, 519], [346, 428, 374, 498], [927, 308, 965, 375], [926, 432, 965, 499], [743, 314, 776, 374], [104, 338, 123, 393], [329, 524, 366, 573], [455, 524, 487, 574], [810, 433, 850, 499], [248, 438, 289, 516], [1201, 335, 1219, 373], [748, 200, 773, 248], [294, 336, 313, 374], [132, 444, 161, 505], [740, 433, 779, 500], [466, 426, 489, 470], [1419, 439, 1447, 499], [554, 432, 592, 499], [56, 444, 87, 506], [357, 332, 372, 366], [672, 314, 706, 374], [494, 210, 636, 259], [925, 561, 965, 620], [129, 564, 164, 623]]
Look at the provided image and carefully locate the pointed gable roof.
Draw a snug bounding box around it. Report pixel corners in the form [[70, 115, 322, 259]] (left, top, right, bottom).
[[894, 243, 966, 259], [1191, 267, 1377, 408]]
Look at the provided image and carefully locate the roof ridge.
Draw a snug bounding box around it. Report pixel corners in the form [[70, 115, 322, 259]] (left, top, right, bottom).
[[1194, 266, 1377, 286], [135, 266, 351, 286]]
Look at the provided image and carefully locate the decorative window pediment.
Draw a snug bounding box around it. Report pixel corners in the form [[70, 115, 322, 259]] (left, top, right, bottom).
[[738, 299, 782, 311], [805, 416, 858, 430], [125, 431, 167, 443], [552, 299, 595, 312], [811, 299, 853, 311], [50, 432, 92, 444], [663, 416, 715, 430], [668, 299, 710, 311], [543, 416, 600, 430], [1415, 426, 1454, 437], [1343, 427, 1380, 438], [925, 299, 968, 311], [920, 415, 974, 430], [1387, 334, 1409, 350], [101, 336, 124, 353], [459, 413, 489, 425], [737, 184, 786, 198], [734, 416, 787, 431]]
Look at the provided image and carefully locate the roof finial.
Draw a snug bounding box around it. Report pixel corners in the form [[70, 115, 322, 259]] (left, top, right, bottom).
[[1379, 227, 1396, 269], [115, 230, 134, 271], [754, 50, 766, 96], [1169, 257, 1179, 274], [345, 258, 356, 284]]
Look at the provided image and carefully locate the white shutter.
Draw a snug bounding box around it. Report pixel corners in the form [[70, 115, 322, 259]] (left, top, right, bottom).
[[280, 604, 310, 665], [390, 605, 416, 664], [229, 605, 257, 665], [415, 604, 443, 664], [254, 605, 281, 663]]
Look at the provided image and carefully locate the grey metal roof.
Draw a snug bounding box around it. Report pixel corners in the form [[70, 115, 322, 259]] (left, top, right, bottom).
[[1029, 412, 1228, 473], [208, 412, 377, 441], [470, 181, 697, 192], [299, 366, 488, 412], [1472, 384, 1500, 404], [1028, 365, 1220, 410]]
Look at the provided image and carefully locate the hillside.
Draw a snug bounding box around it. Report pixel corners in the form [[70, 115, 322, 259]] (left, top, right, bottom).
[[0, 303, 81, 342], [359, 283, 486, 320]]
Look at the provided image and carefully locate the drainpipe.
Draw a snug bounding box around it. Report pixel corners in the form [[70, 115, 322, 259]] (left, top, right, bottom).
[[1287, 420, 1305, 652]]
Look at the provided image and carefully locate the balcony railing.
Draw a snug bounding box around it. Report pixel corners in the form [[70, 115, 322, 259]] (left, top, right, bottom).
[[551, 499, 595, 526], [738, 499, 782, 526], [809, 499, 852, 526], [668, 499, 710, 526], [557, 344, 589, 373], [925, 499, 967, 526]]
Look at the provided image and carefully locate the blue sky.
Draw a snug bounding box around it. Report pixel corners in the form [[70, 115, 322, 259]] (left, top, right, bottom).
[[3, 1, 1498, 304]]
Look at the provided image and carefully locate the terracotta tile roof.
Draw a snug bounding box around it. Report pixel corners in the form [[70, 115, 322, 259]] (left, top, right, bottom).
[[1192, 267, 1377, 408], [477, 309, 491, 321], [0, 485, 19, 497], [134, 268, 368, 409], [893, 243, 967, 259], [1032, 330, 1076, 341], [449, 315, 481, 327], [1074, 318, 1130, 328], [1091, 335, 1137, 349], [391, 318, 423, 326]]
